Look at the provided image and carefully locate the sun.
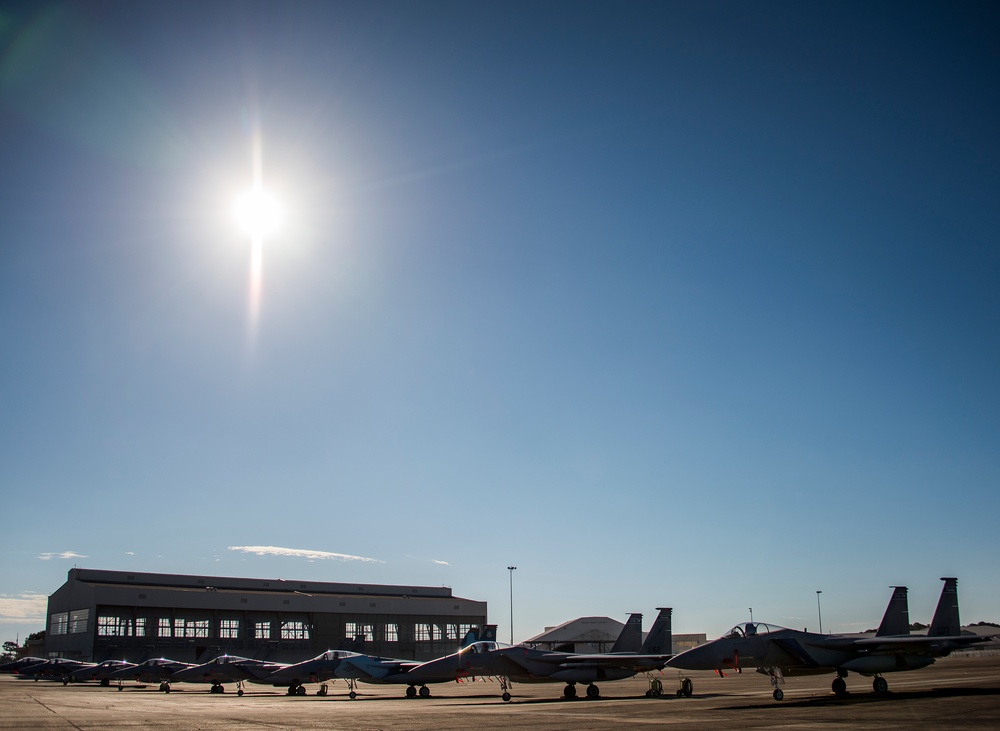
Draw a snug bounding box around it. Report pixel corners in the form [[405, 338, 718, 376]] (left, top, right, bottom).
[[232, 187, 284, 239]]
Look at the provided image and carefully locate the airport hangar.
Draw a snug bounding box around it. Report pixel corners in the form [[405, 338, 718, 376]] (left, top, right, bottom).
[[44, 568, 487, 663]]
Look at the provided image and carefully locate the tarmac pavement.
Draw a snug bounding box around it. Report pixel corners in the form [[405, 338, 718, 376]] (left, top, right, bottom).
[[3, 653, 999, 730]]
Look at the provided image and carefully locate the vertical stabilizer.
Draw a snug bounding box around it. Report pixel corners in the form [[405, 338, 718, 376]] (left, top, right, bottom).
[[929, 577, 961, 637], [460, 624, 497, 648], [875, 586, 910, 636], [610, 613, 643, 653], [640, 608, 672, 654]]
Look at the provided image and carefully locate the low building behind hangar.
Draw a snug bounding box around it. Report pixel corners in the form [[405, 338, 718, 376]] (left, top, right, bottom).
[[45, 568, 487, 663]]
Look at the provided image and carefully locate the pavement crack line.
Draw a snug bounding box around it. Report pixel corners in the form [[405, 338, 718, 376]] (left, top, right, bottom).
[[28, 694, 85, 730]]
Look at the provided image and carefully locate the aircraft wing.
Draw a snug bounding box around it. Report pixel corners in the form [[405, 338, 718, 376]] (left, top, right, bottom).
[[849, 633, 995, 651], [337, 657, 419, 680], [556, 653, 673, 671]]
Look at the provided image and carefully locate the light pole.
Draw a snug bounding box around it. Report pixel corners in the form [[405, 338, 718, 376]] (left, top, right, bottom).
[[507, 566, 517, 645], [749, 607, 753, 623], [816, 590, 823, 634]]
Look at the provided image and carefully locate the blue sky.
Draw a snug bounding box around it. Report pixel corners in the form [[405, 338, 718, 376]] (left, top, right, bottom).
[[2, 1, 998, 646]]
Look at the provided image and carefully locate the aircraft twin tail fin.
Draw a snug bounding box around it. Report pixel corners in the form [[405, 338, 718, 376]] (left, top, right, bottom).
[[610, 613, 643, 653], [929, 577, 961, 637], [640, 607, 673, 655], [875, 586, 910, 636], [460, 624, 498, 648]]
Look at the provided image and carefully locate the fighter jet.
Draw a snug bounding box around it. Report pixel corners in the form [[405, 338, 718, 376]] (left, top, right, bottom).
[[667, 577, 993, 700], [408, 608, 674, 701], [107, 657, 196, 692], [14, 657, 96, 684], [344, 625, 500, 699], [169, 654, 288, 695], [0, 657, 47, 674], [263, 628, 493, 698], [69, 659, 137, 686]]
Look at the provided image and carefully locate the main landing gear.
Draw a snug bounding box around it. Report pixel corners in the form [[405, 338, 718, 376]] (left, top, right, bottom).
[[873, 676, 889, 695], [560, 682, 600, 699], [285, 683, 307, 696], [675, 677, 693, 698], [404, 684, 431, 698], [832, 670, 848, 698], [209, 682, 225, 694], [158, 682, 171, 693]]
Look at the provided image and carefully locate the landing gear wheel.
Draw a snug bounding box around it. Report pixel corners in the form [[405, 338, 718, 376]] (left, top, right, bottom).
[[681, 678, 693, 697], [832, 676, 847, 697], [773, 688, 784, 701], [586, 684, 600, 699], [418, 686, 430, 698], [296, 686, 306, 696], [287, 685, 297, 696], [405, 686, 417, 698], [237, 689, 244, 697], [118, 685, 123, 692], [349, 690, 357, 699], [164, 683, 171, 693], [873, 676, 888, 695], [101, 679, 110, 687], [502, 692, 511, 702], [563, 684, 577, 699]]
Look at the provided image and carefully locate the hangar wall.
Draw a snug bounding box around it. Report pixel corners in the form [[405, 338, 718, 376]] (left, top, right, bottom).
[[44, 569, 487, 663]]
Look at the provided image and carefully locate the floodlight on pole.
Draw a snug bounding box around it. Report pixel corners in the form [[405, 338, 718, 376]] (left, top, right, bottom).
[[816, 590, 823, 634], [507, 566, 517, 645]]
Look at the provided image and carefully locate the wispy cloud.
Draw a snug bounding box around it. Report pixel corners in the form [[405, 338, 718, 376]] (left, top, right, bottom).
[[432, 559, 450, 566], [125, 551, 135, 556], [228, 545, 384, 563], [0, 593, 48, 624], [37, 551, 87, 561]]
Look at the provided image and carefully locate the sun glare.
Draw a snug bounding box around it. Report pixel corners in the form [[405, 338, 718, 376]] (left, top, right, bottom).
[[232, 188, 284, 239]]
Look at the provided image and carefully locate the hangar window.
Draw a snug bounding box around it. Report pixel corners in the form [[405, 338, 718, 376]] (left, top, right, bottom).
[[50, 612, 69, 635], [281, 621, 309, 640], [158, 618, 172, 638], [219, 619, 240, 639], [345, 622, 373, 641], [459, 623, 477, 638], [414, 623, 431, 642], [97, 616, 133, 637], [135, 618, 146, 637], [69, 609, 89, 633], [255, 622, 271, 639], [174, 619, 209, 638], [384, 623, 398, 642], [445, 624, 458, 640]]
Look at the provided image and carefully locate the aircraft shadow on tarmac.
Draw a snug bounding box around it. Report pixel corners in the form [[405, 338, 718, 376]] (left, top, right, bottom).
[[730, 686, 1000, 710]]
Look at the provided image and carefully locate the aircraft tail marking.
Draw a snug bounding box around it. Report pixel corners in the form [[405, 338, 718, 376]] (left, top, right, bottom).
[[640, 608, 672, 654], [610, 613, 643, 653]]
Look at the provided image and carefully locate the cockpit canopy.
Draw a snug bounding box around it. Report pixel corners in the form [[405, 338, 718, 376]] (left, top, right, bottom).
[[317, 650, 356, 661], [460, 640, 499, 654], [723, 622, 785, 639]]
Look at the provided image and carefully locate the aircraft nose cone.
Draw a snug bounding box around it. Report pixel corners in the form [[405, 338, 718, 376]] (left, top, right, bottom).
[[666, 642, 721, 671]]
